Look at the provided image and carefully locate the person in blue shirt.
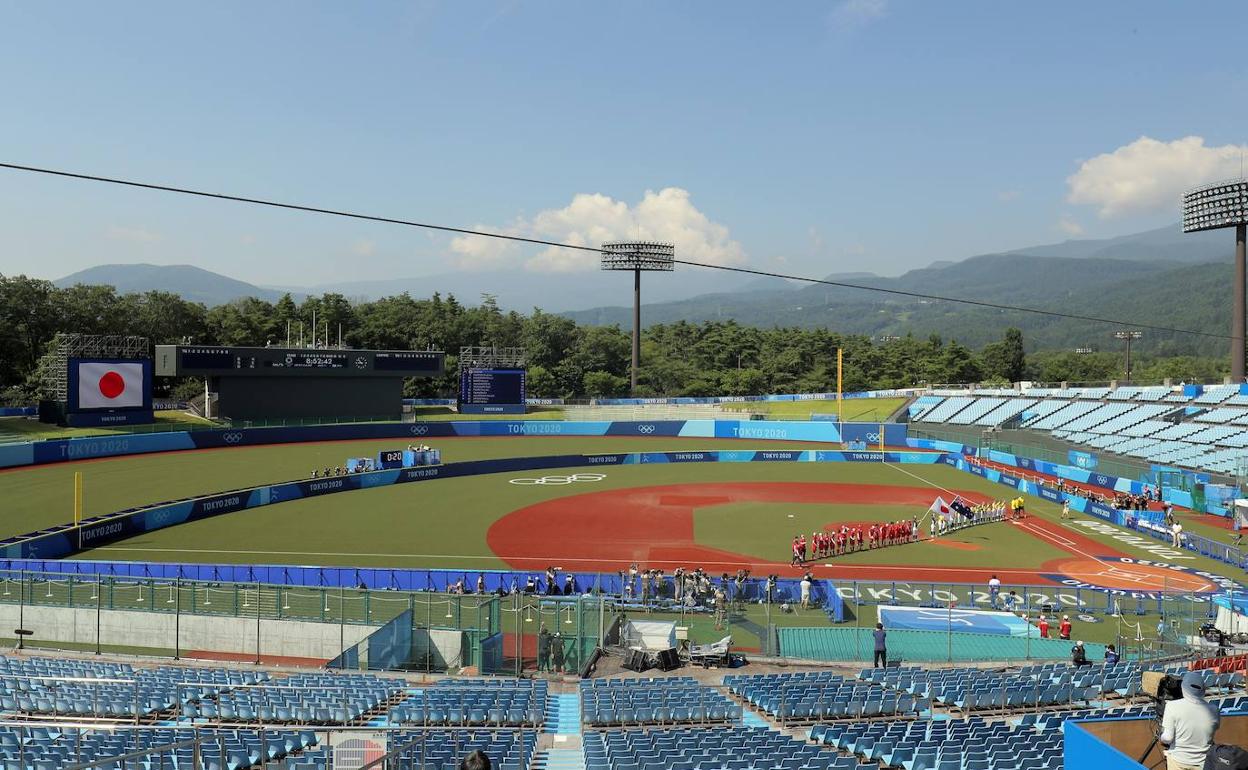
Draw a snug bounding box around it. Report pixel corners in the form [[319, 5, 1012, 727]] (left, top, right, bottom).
[[1104, 644, 1120, 665], [872, 623, 887, 668]]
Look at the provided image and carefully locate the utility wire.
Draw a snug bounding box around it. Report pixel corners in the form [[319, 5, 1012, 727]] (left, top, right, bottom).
[[0, 161, 1228, 341]]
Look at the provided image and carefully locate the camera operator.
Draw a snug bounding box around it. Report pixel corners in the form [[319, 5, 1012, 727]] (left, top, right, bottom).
[[1159, 672, 1220, 770]]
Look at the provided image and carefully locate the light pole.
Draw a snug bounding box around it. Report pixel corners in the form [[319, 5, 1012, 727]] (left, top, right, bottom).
[[1183, 181, 1248, 380], [1111, 331, 1142, 383], [601, 242, 675, 394]]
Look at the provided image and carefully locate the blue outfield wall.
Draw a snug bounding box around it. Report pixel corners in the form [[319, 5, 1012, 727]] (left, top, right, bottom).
[[0, 448, 945, 562], [0, 419, 909, 471]]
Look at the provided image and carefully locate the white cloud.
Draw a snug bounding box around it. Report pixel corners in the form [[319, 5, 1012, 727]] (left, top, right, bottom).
[[1057, 217, 1085, 237], [1067, 135, 1248, 218], [351, 238, 377, 257], [105, 225, 161, 244], [449, 188, 745, 273], [828, 0, 888, 33]]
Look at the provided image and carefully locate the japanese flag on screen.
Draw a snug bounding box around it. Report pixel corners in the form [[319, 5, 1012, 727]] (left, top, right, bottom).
[[78, 362, 144, 409]]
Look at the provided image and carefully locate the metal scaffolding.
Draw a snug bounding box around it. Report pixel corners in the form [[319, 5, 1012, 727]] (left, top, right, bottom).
[[41, 333, 149, 402], [457, 346, 527, 374]]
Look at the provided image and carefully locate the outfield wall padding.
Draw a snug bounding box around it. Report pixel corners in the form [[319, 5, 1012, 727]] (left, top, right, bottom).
[[0, 419, 908, 470]]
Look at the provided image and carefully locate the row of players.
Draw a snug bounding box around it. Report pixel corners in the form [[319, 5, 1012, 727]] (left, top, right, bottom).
[[789, 500, 1010, 565]]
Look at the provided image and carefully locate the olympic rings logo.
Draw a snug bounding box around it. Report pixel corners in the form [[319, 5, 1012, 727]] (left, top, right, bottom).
[[222, 432, 244, 444], [1095, 475, 1108, 486], [508, 473, 607, 486], [864, 432, 881, 443], [637, 424, 657, 434], [410, 424, 429, 435]]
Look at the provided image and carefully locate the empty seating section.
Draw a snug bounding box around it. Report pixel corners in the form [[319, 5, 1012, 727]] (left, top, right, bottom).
[[389, 729, 538, 770], [1195, 407, 1248, 423], [1194, 385, 1237, 404], [813, 716, 1064, 770], [909, 396, 944, 420], [947, 398, 1007, 425], [972, 398, 1037, 426], [914, 397, 974, 423], [1086, 405, 1168, 434], [387, 680, 547, 726], [585, 727, 853, 770], [1015, 400, 1067, 423], [1119, 419, 1170, 437], [187, 673, 402, 725], [909, 383, 1248, 472], [1051, 402, 1137, 433], [1024, 401, 1100, 430], [581, 678, 739, 727], [724, 672, 923, 721], [855, 662, 1136, 711], [0, 657, 267, 720], [0, 723, 318, 770]]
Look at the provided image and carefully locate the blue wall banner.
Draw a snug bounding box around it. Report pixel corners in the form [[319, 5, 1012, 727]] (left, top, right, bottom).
[[1067, 450, 1098, 470]]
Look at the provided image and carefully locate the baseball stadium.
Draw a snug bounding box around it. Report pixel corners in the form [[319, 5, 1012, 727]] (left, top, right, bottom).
[[1, 357, 1248, 768], [3, 7, 1248, 768]]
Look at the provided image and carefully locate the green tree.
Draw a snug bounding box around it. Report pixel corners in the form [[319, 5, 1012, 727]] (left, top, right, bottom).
[[582, 370, 629, 398], [980, 327, 1026, 383]]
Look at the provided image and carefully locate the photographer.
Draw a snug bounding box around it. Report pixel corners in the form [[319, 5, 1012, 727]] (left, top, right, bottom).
[[1159, 672, 1220, 770]]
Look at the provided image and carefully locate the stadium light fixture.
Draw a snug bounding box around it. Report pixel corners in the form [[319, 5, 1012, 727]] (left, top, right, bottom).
[[1183, 180, 1248, 380], [601, 242, 675, 394], [1111, 331, 1143, 383]]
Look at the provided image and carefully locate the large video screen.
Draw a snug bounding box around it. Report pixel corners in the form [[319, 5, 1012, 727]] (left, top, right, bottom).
[[68, 358, 152, 412], [459, 368, 526, 405]]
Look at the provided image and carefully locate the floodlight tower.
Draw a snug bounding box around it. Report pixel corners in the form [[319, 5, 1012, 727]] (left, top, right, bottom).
[[600, 241, 675, 394], [1183, 181, 1248, 380], [1111, 330, 1143, 383]]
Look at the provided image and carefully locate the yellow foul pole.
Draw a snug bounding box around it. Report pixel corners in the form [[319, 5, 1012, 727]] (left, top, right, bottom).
[[74, 471, 82, 526], [836, 348, 843, 428]]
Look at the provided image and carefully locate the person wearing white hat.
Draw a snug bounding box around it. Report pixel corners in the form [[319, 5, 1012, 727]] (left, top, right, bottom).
[[1058, 615, 1072, 640], [1071, 640, 1090, 667]]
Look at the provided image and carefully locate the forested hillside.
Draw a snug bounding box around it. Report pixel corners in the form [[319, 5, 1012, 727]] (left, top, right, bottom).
[[0, 274, 1228, 404]]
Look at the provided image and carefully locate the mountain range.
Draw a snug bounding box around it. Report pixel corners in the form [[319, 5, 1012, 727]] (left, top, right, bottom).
[[53, 223, 1235, 354]]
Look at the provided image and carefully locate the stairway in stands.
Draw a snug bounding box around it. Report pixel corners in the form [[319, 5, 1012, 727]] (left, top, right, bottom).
[[543, 692, 582, 736], [532, 691, 584, 770]]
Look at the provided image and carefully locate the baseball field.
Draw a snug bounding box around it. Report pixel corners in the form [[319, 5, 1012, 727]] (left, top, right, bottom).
[[3, 431, 1242, 653]]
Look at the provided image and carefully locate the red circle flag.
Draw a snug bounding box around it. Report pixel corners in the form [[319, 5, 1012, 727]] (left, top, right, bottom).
[[98, 371, 126, 399]]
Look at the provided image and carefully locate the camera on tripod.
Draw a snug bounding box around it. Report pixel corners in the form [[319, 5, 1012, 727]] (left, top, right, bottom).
[[1142, 671, 1184, 702]]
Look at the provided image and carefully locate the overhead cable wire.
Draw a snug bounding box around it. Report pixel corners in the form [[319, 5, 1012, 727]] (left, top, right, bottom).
[[0, 161, 1228, 340]]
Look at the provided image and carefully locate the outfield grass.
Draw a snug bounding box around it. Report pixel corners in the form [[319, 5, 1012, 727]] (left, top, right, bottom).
[[719, 398, 905, 422], [67, 457, 1247, 585], [0, 436, 839, 539], [0, 411, 217, 442]]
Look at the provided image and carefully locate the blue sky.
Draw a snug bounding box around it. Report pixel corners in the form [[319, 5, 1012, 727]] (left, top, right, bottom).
[[2, 0, 1247, 287]]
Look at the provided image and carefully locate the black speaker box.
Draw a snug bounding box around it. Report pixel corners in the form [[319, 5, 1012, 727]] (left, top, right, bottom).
[[622, 649, 650, 672], [655, 648, 680, 671]]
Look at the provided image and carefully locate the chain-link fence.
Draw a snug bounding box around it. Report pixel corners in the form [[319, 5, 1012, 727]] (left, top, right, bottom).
[[0, 570, 503, 673]]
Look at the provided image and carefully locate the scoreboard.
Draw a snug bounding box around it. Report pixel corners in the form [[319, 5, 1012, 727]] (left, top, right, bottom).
[[156, 346, 444, 378], [153, 345, 445, 421], [459, 368, 526, 414]]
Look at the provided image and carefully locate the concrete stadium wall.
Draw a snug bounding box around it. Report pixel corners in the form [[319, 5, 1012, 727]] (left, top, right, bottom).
[[0, 604, 376, 662]]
